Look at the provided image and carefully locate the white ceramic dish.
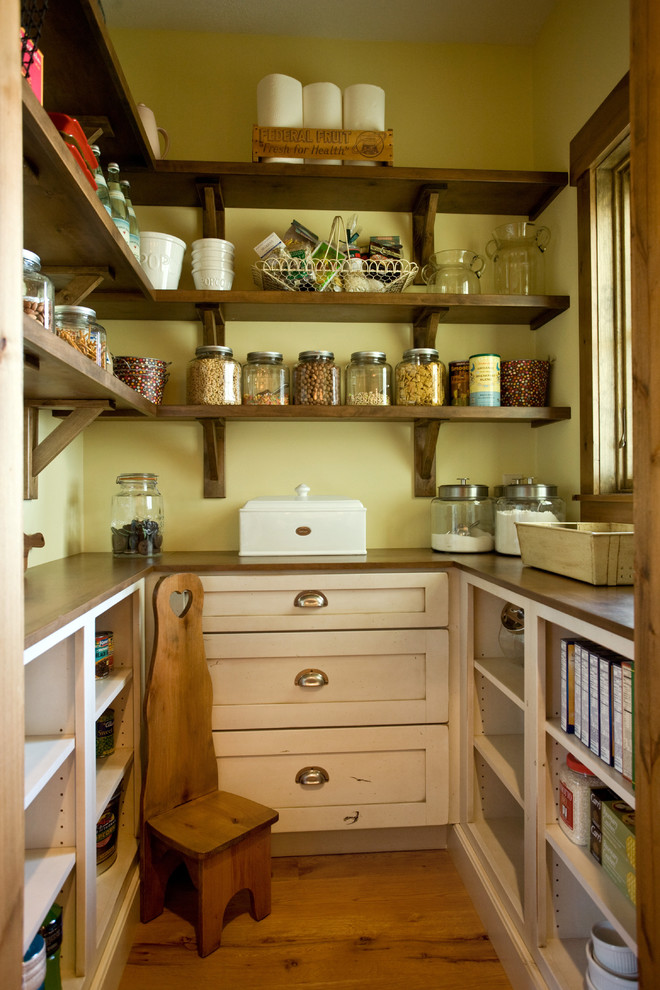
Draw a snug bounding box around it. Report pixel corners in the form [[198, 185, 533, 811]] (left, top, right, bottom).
[[192, 237, 235, 251], [192, 247, 235, 258], [586, 940, 638, 990], [191, 263, 234, 275], [591, 922, 638, 976], [192, 270, 234, 290]]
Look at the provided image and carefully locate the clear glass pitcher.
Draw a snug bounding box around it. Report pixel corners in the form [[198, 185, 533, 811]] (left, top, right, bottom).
[[485, 222, 551, 294], [421, 249, 485, 293]]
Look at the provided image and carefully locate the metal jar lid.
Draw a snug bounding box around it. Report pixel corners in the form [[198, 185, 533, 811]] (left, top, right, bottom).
[[503, 481, 558, 497], [437, 478, 489, 499], [350, 350, 387, 362], [246, 351, 283, 362], [298, 350, 334, 361], [195, 345, 234, 358], [402, 347, 439, 360]]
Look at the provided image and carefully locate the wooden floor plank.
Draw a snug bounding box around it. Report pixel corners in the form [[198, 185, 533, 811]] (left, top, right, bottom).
[[118, 850, 513, 990]]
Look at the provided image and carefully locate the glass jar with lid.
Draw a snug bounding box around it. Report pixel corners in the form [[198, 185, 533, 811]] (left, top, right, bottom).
[[345, 351, 392, 405], [23, 250, 54, 331], [294, 350, 340, 405], [242, 351, 289, 405], [395, 348, 446, 405], [90, 319, 108, 369], [495, 478, 566, 555], [111, 473, 164, 556], [431, 479, 494, 552], [186, 345, 241, 404], [54, 305, 99, 362]]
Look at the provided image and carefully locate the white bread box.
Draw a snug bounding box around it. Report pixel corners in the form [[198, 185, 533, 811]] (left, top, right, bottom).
[[239, 483, 366, 556]]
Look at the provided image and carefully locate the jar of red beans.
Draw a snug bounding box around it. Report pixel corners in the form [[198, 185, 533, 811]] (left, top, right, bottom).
[[294, 350, 340, 405]]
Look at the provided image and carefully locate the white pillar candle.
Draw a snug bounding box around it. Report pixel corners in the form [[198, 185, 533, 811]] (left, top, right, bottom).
[[303, 82, 343, 165], [257, 73, 304, 163], [342, 84, 386, 166]]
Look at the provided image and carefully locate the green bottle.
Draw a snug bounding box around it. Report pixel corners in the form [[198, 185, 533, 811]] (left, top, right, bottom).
[[120, 179, 141, 261], [106, 162, 131, 247], [90, 145, 112, 217], [39, 902, 63, 990]]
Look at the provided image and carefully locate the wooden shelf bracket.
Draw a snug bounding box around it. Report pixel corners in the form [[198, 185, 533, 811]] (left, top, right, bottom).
[[412, 187, 443, 274], [196, 303, 225, 346], [196, 181, 225, 240], [198, 418, 226, 498], [414, 418, 442, 497], [24, 400, 111, 499]]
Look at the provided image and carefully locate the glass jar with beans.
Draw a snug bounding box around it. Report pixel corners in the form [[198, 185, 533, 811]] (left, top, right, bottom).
[[294, 350, 341, 405], [23, 250, 54, 331], [395, 348, 447, 405], [186, 345, 242, 404], [345, 351, 392, 405]]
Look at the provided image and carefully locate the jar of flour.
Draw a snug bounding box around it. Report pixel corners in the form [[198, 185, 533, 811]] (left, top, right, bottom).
[[495, 480, 565, 555]]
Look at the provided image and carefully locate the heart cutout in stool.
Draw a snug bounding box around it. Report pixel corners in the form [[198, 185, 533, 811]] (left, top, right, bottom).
[[169, 590, 192, 617]]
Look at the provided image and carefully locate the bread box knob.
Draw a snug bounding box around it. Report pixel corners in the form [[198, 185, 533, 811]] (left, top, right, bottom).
[[295, 483, 310, 498]]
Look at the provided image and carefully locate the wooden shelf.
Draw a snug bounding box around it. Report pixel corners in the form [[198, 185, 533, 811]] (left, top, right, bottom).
[[91, 288, 571, 328], [155, 404, 571, 424]]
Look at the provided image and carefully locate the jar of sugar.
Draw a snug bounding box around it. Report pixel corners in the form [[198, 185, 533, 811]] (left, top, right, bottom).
[[495, 479, 565, 555], [431, 479, 494, 553]]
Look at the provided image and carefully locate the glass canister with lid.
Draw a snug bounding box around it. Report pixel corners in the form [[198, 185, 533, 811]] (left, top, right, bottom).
[[345, 350, 392, 405], [495, 479, 566, 555], [395, 348, 446, 405], [111, 472, 164, 556], [23, 249, 54, 331], [558, 753, 607, 845], [294, 350, 340, 405], [242, 351, 289, 405], [54, 304, 100, 363], [431, 479, 494, 552], [186, 345, 242, 404]]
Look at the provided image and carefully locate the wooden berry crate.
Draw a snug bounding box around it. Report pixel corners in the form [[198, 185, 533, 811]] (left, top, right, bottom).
[[516, 521, 634, 585], [252, 126, 393, 164]]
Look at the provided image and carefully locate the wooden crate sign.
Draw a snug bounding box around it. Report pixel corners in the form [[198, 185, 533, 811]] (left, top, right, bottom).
[[252, 126, 393, 164]]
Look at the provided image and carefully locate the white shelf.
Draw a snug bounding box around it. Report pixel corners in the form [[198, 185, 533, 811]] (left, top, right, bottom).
[[536, 937, 589, 990], [546, 718, 635, 806], [474, 657, 525, 708], [95, 748, 134, 819], [464, 818, 525, 923], [95, 668, 133, 719], [24, 735, 75, 808], [546, 823, 637, 950], [473, 733, 525, 806], [24, 848, 76, 954], [96, 835, 138, 947]]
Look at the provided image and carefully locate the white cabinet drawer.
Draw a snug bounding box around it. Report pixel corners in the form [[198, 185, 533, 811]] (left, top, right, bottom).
[[214, 724, 448, 832], [201, 571, 448, 632], [205, 628, 448, 729]]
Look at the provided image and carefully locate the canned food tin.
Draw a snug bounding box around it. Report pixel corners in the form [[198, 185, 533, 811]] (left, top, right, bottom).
[[449, 360, 469, 406], [96, 630, 114, 670], [96, 786, 122, 874], [469, 353, 500, 407], [95, 633, 110, 678], [96, 708, 115, 758]]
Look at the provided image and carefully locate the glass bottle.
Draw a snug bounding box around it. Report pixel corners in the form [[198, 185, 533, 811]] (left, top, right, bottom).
[[395, 348, 446, 405], [120, 178, 141, 260], [90, 145, 112, 216], [345, 351, 392, 405], [242, 351, 289, 405], [23, 249, 54, 331], [111, 473, 164, 556], [293, 350, 340, 405], [494, 479, 566, 555], [431, 479, 494, 552], [106, 162, 131, 246], [54, 304, 98, 362], [186, 345, 242, 404], [39, 902, 63, 990]]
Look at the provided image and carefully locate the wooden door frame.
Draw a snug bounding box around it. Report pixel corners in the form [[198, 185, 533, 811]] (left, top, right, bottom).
[[630, 0, 659, 985]]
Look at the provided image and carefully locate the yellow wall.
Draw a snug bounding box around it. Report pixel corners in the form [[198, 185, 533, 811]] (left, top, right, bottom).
[[23, 0, 630, 563]]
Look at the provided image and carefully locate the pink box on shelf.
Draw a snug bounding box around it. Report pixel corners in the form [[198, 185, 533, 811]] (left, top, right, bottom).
[[21, 28, 44, 104]]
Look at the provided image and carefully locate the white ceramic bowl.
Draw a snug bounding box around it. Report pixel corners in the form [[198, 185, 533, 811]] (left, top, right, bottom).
[[139, 231, 186, 289], [591, 923, 638, 977], [192, 237, 235, 252], [192, 254, 235, 267], [191, 263, 234, 275], [192, 269, 234, 290], [586, 941, 638, 990], [192, 248, 234, 259]]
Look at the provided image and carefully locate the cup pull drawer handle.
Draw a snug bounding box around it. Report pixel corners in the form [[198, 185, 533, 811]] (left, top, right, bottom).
[[295, 766, 329, 786], [293, 590, 328, 608], [294, 668, 329, 688]]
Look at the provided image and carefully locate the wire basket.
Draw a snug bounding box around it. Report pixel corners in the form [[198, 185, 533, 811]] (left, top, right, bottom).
[[359, 259, 419, 292], [20, 0, 49, 79], [252, 257, 344, 293]]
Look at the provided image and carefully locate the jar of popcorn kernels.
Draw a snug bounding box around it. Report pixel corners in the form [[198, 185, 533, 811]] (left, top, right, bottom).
[[186, 345, 241, 404], [395, 348, 446, 405], [345, 351, 392, 405]]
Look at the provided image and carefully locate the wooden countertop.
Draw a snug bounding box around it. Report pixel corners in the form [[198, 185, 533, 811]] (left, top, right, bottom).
[[23, 549, 634, 648]]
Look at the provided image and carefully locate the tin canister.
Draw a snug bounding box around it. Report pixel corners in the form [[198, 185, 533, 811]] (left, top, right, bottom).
[[469, 353, 500, 407], [96, 630, 114, 670], [96, 708, 115, 758], [449, 361, 470, 406], [97, 786, 122, 875], [95, 632, 110, 678]]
